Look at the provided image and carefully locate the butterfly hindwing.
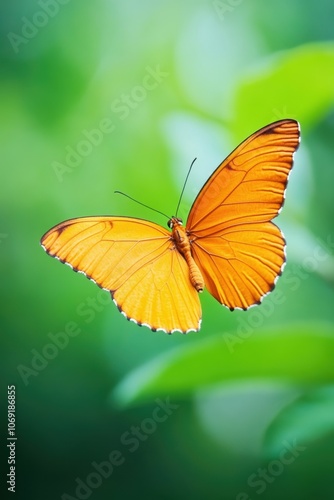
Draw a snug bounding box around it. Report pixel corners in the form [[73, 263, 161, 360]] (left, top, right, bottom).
[[190, 221, 285, 309]]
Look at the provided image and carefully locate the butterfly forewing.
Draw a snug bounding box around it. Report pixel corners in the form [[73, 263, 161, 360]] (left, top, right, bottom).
[[187, 120, 300, 234]]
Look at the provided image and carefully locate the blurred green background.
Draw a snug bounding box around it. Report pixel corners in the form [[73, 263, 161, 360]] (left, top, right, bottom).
[[2, 0, 334, 499]]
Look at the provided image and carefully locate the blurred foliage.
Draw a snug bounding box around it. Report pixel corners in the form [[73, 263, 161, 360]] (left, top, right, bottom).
[[112, 324, 334, 406], [1, 1, 334, 499]]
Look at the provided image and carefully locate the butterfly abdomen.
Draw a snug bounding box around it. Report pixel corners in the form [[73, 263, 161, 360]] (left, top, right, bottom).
[[170, 218, 204, 293]]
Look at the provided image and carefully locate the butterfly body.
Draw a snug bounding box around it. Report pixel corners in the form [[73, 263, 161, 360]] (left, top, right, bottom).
[[41, 119, 300, 334], [168, 216, 205, 293]]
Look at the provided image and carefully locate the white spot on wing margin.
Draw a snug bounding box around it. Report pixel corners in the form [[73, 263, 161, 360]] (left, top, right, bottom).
[[112, 296, 201, 334]]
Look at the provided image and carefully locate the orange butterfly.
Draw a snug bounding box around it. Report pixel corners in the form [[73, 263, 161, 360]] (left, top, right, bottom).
[[41, 119, 300, 334]]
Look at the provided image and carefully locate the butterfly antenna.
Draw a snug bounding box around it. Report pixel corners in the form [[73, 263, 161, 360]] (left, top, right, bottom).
[[175, 158, 197, 217], [114, 191, 170, 220]]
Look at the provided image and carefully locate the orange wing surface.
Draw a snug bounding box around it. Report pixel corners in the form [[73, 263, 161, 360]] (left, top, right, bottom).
[[187, 119, 300, 310], [41, 217, 201, 333], [41, 119, 300, 332]]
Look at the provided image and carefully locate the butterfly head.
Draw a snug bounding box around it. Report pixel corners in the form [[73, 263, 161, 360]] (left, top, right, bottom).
[[167, 216, 183, 229]]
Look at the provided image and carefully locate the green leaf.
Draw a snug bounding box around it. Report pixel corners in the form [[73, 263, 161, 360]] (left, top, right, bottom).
[[111, 323, 334, 407], [264, 385, 334, 457], [231, 43, 334, 141]]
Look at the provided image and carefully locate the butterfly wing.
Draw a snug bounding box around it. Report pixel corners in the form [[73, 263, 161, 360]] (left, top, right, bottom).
[[41, 217, 201, 333], [186, 119, 300, 310]]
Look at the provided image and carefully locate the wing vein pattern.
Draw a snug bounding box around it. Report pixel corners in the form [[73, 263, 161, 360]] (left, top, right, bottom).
[[187, 120, 299, 310], [41, 216, 201, 333]]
